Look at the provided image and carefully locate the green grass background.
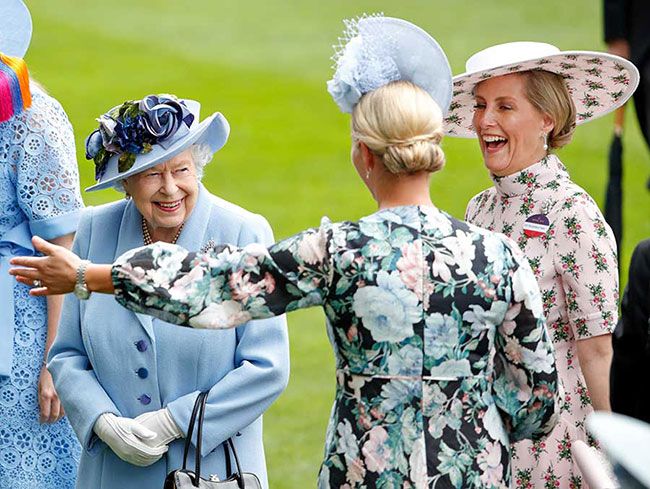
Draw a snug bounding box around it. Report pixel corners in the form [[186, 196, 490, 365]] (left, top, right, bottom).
[[25, 1, 650, 486]]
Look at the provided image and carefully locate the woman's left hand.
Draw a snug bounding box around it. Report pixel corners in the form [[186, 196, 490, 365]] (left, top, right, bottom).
[[38, 366, 64, 424], [9, 236, 80, 296]]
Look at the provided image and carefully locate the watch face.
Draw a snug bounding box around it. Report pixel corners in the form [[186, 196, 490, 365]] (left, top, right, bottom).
[[74, 284, 90, 300]]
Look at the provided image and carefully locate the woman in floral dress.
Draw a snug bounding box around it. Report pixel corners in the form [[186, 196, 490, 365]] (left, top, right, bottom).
[[11, 18, 559, 488], [445, 42, 639, 488]]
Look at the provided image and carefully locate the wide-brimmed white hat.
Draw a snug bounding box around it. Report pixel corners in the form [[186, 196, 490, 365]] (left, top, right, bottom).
[[85, 94, 229, 192], [587, 412, 650, 488], [444, 41, 639, 138], [0, 0, 32, 57]]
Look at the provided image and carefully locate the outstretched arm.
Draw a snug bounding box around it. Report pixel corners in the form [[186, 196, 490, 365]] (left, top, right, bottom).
[[11, 224, 333, 328], [111, 224, 332, 328]]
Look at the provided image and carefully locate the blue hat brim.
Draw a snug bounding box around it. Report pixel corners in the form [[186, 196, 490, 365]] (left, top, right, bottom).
[[0, 0, 32, 58], [328, 16, 452, 114], [379, 18, 453, 114], [86, 112, 230, 192]]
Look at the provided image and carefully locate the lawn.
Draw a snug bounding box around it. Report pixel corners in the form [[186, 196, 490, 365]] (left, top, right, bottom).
[[26, 0, 650, 487]]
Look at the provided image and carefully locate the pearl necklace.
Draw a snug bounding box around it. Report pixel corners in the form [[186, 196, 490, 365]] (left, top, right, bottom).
[[142, 216, 184, 246]]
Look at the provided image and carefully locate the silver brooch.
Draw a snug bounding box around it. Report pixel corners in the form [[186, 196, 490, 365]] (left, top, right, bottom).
[[200, 239, 217, 254]]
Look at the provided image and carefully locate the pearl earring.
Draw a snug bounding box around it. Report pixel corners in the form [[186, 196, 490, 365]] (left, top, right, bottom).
[[542, 133, 549, 152], [365, 169, 370, 180]]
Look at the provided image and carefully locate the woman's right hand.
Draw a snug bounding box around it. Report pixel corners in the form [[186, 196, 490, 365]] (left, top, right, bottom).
[[9, 236, 81, 295], [93, 413, 167, 467]]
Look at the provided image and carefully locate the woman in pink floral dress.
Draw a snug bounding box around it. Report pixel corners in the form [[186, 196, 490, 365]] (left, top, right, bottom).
[[445, 42, 639, 488]]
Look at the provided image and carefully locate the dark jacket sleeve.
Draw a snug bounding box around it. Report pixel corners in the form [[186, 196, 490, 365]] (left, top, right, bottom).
[[604, 0, 629, 42], [610, 238, 650, 422]]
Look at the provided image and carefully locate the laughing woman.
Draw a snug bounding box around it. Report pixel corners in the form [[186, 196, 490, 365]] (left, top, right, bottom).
[[445, 42, 638, 487], [28, 94, 289, 489]]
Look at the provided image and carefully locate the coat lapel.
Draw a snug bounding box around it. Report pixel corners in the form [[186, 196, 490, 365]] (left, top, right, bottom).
[[113, 184, 213, 339]]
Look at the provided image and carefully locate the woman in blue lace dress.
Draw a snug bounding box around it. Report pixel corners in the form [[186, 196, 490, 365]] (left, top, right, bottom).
[[0, 2, 82, 487], [10, 17, 560, 488]]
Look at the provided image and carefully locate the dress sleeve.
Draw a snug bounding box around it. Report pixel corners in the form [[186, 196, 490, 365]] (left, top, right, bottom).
[[492, 241, 559, 442], [15, 91, 84, 239], [112, 219, 333, 328], [553, 193, 618, 339]]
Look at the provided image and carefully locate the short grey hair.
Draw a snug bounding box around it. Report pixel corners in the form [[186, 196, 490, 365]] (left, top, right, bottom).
[[114, 142, 213, 192], [190, 142, 213, 180]]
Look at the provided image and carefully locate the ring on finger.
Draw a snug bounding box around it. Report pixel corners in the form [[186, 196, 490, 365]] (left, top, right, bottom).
[[33, 279, 42, 288]]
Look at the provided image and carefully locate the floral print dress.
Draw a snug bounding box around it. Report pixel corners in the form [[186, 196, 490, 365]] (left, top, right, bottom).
[[112, 205, 559, 488], [466, 155, 618, 489]]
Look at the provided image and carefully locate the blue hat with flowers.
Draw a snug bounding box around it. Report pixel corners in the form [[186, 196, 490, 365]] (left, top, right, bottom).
[[327, 15, 452, 114], [0, 0, 32, 58], [85, 94, 230, 192]]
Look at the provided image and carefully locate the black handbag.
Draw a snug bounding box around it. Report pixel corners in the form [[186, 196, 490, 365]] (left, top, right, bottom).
[[164, 392, 263, 489]]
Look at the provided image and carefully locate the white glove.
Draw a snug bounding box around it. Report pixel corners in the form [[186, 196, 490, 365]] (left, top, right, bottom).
[[134, 408, 183, 449], [93, 413, 168, 466]]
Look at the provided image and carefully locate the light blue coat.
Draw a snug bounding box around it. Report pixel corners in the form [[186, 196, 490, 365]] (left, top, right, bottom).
[[48, 184, 290, 489]]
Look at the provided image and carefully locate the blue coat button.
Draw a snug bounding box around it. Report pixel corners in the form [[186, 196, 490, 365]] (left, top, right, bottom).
[[136, 368, 149, 379], [138, 395, 151, 405], [135, 340, 148, 352]]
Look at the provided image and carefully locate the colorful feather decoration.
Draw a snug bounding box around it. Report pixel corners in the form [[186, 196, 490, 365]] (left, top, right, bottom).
[[0, 53, 31, 123]]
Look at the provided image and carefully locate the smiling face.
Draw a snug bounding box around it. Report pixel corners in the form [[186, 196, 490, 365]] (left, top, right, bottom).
[[472, 73, 554, 177], [122, 148, 199, 240]]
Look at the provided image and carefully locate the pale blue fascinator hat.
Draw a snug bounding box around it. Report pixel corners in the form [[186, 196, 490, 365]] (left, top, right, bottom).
[[0, 0, 32, 57], [85, 94, 230, 192], [327, 15, 452, 114]]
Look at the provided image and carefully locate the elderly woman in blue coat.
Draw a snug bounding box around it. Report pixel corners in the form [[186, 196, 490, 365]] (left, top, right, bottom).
[[45, 95, 290, 489]]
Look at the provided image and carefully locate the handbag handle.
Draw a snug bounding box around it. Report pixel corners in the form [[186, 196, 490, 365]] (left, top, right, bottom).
[[181, 391, 209, 484], [181, 391, 247, 488], [223, 438, 246, 488]]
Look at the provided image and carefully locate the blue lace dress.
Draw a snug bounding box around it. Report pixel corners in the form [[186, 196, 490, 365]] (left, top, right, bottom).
[[0, 87, 83, 488]]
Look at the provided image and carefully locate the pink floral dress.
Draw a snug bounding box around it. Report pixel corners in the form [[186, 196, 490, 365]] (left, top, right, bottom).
[[466, 155, 618, 489]]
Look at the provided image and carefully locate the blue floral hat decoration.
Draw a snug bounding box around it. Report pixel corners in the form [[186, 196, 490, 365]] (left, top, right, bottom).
[[0, 0, 32, 58], [85, 94, 230, 192], [327, 15, 452, 114]]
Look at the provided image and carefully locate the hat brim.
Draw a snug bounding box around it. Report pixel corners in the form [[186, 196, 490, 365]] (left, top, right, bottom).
[[86, 112, 230, 192], [0, 0, 32, 58], [444, 51, 640, 138], [372, 17, 453, 114], [587, 412, 650, 488]]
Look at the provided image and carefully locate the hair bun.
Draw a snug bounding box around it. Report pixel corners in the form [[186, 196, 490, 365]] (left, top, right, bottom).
[[352, 80, 446, 175], [383, 133, 445, 174]]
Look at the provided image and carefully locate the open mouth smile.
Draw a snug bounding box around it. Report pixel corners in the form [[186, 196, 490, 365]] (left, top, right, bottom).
[[154, 198, 184, 213], [482, 135, 508, 153]]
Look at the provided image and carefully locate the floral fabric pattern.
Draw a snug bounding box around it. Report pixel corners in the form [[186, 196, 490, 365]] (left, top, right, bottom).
[[465, 155, 618, 488], [0, 88, 83, 488], [112, 205, 559, 488]]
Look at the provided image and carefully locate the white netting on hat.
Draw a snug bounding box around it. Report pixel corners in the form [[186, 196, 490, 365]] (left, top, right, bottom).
[[327, 14, 400, 113]]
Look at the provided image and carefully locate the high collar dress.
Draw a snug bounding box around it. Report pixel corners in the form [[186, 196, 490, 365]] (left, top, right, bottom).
[[466, 155, 619, 489]]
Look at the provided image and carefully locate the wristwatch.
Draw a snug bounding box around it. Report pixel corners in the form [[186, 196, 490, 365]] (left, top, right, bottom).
[[74, 260, 91, 300]]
